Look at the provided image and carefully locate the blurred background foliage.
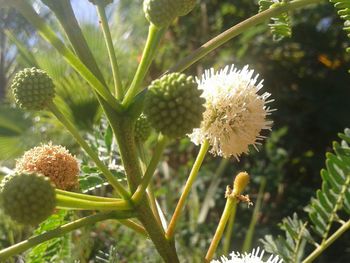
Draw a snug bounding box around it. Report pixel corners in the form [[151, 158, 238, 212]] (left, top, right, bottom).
[[0, 0, 349, 262]]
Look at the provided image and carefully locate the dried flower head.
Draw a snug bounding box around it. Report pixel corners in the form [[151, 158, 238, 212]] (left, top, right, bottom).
[[16, 143, 79, 190], [188, 65, 274, 159], [211, 247, 282, 263]]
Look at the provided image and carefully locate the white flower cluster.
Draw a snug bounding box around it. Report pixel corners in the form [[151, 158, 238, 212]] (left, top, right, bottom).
[[211, 247, 283, 263], [188, 65, 274, 160]]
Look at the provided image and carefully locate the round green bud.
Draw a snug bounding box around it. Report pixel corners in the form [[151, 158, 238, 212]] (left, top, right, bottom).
[[143, 0, 178, 28], [11, 67, 55, 110], [1, 172, 56, 225], [178, 0, 196, 16], [143, 0, 196, 27], [144, 72, 206, 138], [134, 114, 152, 142]]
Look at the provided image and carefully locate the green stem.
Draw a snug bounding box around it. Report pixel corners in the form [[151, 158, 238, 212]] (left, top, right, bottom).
[[132, 134, 168, 203], [110, 116, 179, 262], [10, 0, 122, 112], [118, 219, 148, 237], [56, 194, 131, 211], [48, 102, 130, 200], [198, 158, 229, 223], [136, 138, 164, 227], [146, 181, 165, 228], [55, 189, 121, 202], [205, 196, 238, 263], [302, 220, 350, 263], [166, 140, 210, 239], [222, 201, 238, 255], [122, 25, 166, 107], [0, 211, 134, 261], [242, 177, 266, 252], [96, 2, 124, 100], [166, 0, 323, 74]]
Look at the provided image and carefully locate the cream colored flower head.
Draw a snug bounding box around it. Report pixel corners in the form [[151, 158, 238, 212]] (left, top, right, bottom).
[[188, 65, 274, 160], [16, 143, 79, 190], [211, 247, 283, 263]]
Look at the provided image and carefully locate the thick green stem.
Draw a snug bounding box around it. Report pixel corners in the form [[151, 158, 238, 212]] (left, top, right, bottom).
[[48, 103, 130, 200], [96, 2, 124, 99], [0, 211, 134, 261], [122, 25, 166, 107], [56, 193, 131, 211], [205, 197, 238, 263], [302, 220, 350, 263], [166, 0, 323, 74], [132, 134, 168, 203], [110, 116, 179, 262], [10, 0, 122, 112], [166, 140, 210, 239]]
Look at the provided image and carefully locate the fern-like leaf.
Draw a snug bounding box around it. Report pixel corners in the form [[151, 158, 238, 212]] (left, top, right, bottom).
[[26, 210, 71, 263], [308, 129, 350, 242], [262, 128, 350, 263], [330, 0, 350, 70], [261, 213, 313, 262], [259, 0, 292, 41]]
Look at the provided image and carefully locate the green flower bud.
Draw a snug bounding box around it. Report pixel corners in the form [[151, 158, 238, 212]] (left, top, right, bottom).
[[144, 72, 205, 138], [1, 172, 56, 225], [134, 114, 152, 142], [143, 0, 196, 27], [143, 0, 178, 28], [11, 67, 55, 110]]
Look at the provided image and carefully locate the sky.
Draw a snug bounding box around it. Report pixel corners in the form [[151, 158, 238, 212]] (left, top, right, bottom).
[[71, 0, 98, 22], [34, 0, 118, 23]]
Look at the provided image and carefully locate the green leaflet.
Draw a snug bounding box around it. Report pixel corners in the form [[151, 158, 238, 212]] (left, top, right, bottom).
[[330, 0, 350, 71], [259, 0, 292, 41], [26, 210, 72, 263]]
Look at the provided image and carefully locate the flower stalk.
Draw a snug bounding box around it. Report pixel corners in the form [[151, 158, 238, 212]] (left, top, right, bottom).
[[55, 189, 122, 202], [132, 134, 168, 203], [56, 193, 131, 211], [122, 24, 166, 107], [96, 2, 124, 99], [205, 172, 251, 262], [222, 204, 238, 256], [166, 140, 210, 239], [205, 190, 238, 263]]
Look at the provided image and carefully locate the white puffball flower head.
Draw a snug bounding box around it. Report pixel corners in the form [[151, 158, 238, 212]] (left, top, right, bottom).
[[188, 65, 274, 160], [211, 247, 283, 263]]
